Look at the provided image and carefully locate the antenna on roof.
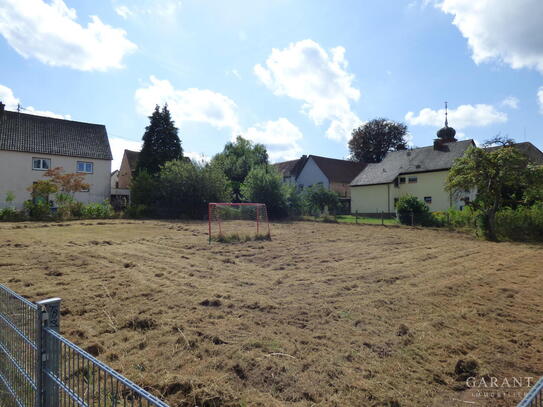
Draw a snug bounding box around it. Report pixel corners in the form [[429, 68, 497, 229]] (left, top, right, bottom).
[[444, 101, 448, 127]]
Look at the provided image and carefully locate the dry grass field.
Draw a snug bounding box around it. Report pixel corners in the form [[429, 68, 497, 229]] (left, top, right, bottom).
[[1, 220, 542, 407]]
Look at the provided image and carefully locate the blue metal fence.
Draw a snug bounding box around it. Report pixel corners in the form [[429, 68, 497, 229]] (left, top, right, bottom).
[[518, 376, 543, 407], [0, 284, 170, 407]]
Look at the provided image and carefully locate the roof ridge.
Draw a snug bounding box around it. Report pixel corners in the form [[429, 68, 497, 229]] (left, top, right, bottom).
[[4, 110, 106, 128]]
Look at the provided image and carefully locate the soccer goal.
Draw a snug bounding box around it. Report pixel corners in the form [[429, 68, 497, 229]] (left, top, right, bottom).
[[208, 203, 271, 242]]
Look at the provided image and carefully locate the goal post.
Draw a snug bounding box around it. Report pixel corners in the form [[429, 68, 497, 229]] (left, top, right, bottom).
[[208, 203, 271, 242]]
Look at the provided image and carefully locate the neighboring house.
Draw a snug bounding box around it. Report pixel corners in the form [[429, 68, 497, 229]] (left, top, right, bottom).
[[110, 149, 139, 209], [117, 149, 140, 189], [0, 103, 112, 209], [484, 142, 543, 165], [111, 170, 119, 189], [350, 139, 475, 215], [274, 154, 366, 212]]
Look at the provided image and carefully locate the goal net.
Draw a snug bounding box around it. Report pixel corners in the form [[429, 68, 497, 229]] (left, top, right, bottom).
[[208, 203, 270, 242]]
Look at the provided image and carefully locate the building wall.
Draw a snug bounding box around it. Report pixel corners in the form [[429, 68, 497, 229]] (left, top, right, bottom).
[[0, 150, 111, 209], [296, 157, 329, 190], [351, 170, 474, 214], [117, 153, 132, 189], [351, 183, 393, 214]]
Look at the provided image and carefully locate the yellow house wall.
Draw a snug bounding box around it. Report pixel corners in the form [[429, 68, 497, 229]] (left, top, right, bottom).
[[396, 171, 452, 212], [350, 183, 393, 214], [350, 170, 471, 214]]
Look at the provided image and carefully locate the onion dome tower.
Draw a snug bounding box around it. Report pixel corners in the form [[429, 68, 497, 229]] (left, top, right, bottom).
[[436, 101, 457, 142]]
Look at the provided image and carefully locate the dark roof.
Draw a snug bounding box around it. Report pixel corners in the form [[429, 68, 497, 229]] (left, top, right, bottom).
[[351, 140, 475, 186], [274, 155, 308, 179], [484, 142, 543, 165], [124, 150, 140, 171], [0, 110, 112, 160], [310, 155, 366, 184]]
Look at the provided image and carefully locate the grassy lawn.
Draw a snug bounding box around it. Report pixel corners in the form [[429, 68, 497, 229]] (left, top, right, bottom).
[[336, 214, 399, 225]]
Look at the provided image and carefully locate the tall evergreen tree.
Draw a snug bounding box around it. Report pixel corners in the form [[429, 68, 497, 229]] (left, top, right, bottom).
[[136, 105, 183, 175]]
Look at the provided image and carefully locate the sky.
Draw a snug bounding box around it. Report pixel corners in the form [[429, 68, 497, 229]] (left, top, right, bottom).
[[1, 0, 543, 171]]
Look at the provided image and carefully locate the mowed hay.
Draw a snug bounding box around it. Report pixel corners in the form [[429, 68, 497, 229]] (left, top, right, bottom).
[[1, 220, 542, 406]]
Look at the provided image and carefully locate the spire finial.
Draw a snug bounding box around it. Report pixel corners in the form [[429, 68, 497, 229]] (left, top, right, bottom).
[[444, 101, 448, 127]]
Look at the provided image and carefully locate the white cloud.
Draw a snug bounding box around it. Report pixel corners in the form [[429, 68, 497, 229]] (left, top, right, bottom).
[[244, 118, 303, 161], [0, 84, 71, 119], [185, 152, 210, 164], [113, 0, 182, 20], [109, 137, 142, 171], [134, 77, 304, 162], [501, 96, 519, 109], [405, 104, 507, 129], [114, 5, 133, 19], [134, 76, 240, 132], [254, 39, 362, 141], [0, 0, 137, 71], [538, 87, 543, 114], [438, 0, 543, 73]]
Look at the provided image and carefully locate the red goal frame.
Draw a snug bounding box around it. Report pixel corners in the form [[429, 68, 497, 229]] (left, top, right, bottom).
[[208, 203, 270, 241]]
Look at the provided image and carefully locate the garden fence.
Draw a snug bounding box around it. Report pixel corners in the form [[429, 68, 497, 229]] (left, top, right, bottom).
[[0, 284, 171, 407], [518, 376, 543, 407]]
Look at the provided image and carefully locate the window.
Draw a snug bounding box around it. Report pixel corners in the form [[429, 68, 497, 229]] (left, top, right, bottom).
[[424, 196, 432, 204], [408, 176, 418, 183], [399, 177, 406, 184], [32, 158, 50, 171], [77, 161, 93, 173]]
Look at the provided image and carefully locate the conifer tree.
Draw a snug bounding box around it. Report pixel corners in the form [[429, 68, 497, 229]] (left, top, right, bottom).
[[136, 105, 183, 175]]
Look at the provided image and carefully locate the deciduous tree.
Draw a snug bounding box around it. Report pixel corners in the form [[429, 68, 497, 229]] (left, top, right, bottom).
[[348, 118, 408, 163]]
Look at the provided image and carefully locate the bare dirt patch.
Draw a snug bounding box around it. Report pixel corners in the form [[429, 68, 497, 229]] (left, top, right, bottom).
[[0, 219, 542, 406]]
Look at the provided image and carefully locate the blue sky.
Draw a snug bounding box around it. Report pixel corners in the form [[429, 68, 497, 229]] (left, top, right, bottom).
[[1, 0, 543, 170]]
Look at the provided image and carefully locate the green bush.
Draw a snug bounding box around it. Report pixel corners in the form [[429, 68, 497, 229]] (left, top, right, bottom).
[[0, 208, 26, 221], [495, 204, 543, 241], [125, 204, 148, 219], [302, 184, 340, 216], [395, 195, 437, 226], [240, 165, 289, 219], [81, 202, 114, 219], [24, 200, 52, 221]]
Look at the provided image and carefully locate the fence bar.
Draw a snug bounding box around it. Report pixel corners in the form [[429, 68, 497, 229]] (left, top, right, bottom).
[[37, 298, 61, 407], [518, 376, 543, 407]]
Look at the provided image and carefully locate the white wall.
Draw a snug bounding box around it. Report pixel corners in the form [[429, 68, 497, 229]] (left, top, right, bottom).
[[296, 157, 329, 190], [0, 150, 111, 209]]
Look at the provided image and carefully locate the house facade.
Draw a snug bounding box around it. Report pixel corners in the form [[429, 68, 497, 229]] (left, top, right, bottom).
[[0, 104, 112, 209], [350, 137, 476, 215]]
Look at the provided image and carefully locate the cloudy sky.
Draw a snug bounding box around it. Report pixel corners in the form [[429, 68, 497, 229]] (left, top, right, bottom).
[[1, 0, 543, 170]]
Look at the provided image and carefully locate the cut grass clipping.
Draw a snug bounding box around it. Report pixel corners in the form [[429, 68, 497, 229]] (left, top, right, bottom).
[[212, 232, 272, 243]]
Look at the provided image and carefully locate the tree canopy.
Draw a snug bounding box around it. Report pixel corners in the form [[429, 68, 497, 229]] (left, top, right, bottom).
[[136, 105, 183, 175], [348, 118, 408, 163], [446, 137, 542, 240], [211, 136, 268, 201], [240, 165, 288, 219]]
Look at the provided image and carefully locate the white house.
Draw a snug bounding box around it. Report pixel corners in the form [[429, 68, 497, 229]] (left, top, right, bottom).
[[274, 154, 366, 212], [0, 103, 112, 209]]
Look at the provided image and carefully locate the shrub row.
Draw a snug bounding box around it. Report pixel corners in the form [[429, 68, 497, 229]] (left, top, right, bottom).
[[0, 200, 114, 222]]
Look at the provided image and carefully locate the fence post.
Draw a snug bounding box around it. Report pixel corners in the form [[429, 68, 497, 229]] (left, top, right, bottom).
[[355, 211, 358, 224], [410, 211, 414, 226], [37, 298, 61, 407], [381, 211, 384, 226]]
